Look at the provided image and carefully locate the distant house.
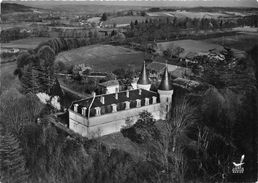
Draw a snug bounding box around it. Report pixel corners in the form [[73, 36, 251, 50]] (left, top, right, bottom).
[[99, 80, 120, 94]]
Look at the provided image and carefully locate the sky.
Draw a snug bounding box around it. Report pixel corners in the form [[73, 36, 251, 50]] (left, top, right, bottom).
[[2, 0, 258, 8]]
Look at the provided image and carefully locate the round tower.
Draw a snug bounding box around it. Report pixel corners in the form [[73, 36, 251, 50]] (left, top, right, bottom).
[[158, 64, 174, 120], [137, 61, 151, 91]]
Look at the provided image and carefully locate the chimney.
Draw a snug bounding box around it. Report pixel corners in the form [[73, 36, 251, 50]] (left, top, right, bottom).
[[74, 104, 79, 113], [111, 104, 117, 113], [139, 89, 142, 95], [152, 96, 157, 104], [126, 90, 129, 98], [100, 96, 105, 104], [82, 107, 87, 116], [145, 98, 149, 106], [115, 92, 118, 100], [125, 101, 130, 110]]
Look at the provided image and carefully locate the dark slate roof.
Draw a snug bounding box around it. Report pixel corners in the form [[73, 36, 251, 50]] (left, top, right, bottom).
[[137, 62, 151, 85], [70, 89, 159, 117], [158, 66, 173, 91]]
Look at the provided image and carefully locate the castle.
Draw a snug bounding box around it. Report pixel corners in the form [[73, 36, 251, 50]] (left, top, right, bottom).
[[68, 62, 174, 138]]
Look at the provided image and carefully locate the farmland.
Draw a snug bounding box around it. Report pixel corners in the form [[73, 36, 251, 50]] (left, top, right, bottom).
[[146, 10, 232, 19], [156, 39, 224, 57], [55, 44, 145, 72], [103, 16, 148, 27], [205, 32, 258, 51], [1, 37, 51, 49]]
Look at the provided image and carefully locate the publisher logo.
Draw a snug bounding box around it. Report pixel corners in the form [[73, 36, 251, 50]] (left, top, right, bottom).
[[232, 154, 245, 174]]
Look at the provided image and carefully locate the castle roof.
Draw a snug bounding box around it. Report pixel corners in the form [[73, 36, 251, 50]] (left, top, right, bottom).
[[158, 65, 173, 91], [137, 61, 150, 85], [70, 89, 159, 117]]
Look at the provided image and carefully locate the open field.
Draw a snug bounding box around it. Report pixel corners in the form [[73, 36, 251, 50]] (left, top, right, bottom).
[[55, 44, 145, 72], [1, 37, 51, 50], [0, 22, 32, 31], [103, 16, 148, 27], [146, 10, 232, 19], [205, 32, 258, 51], [156, 39, 224, 57]]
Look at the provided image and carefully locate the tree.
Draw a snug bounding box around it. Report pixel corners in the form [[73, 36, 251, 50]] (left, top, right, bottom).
[[16, 51, 31, 68], [164, 45, 184, 58], [37, 45, 56, 93], [0, 125, 28, 183], [121, 111, 159, 143], [134, 20, 138, 26], [101, 13, 107, 21], [249, 45, 258, 87]]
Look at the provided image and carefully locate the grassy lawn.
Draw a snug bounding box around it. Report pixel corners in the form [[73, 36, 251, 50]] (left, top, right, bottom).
[[103, 16, 148, 26], [1, 37, 51, 49], [146, 11, 231, 19], [205, 32, 258, 51], [55, 44, 145, 72], [157, 39, 224, 57]]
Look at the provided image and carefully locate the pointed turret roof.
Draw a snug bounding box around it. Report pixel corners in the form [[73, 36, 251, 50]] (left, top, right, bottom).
[[137, 61, 150, 85], [158, 63, 173, 91]]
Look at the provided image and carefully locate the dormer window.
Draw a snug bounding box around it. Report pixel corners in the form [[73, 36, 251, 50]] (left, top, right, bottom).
[[111, 104, 117, 113], [125, 101, 130, 110], [136, 99, 141, 108], [82, 107, 87, 116], [145, 98, 149, 106], [152, 96, 157, 104], [95, 107, 101, 116], [74, 104, 79, 113]]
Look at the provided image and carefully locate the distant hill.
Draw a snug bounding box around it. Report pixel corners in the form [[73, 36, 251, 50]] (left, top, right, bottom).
[[1, 3, 33, 14]]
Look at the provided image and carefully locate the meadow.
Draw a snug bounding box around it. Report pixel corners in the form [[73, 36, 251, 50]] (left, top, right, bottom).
[[156, 39, 224, 57], [1, 37, 51, 50], [205, 32, 258, 51], [146, 10, 232, 19], [55, 44, 145, 72], [103, 16, 149, 27]]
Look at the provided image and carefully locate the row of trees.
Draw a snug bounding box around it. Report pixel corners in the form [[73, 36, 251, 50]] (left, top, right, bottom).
[[58, 29, 101, 39], [126, 15, 258, 42], [0, 27, 30, 43]]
